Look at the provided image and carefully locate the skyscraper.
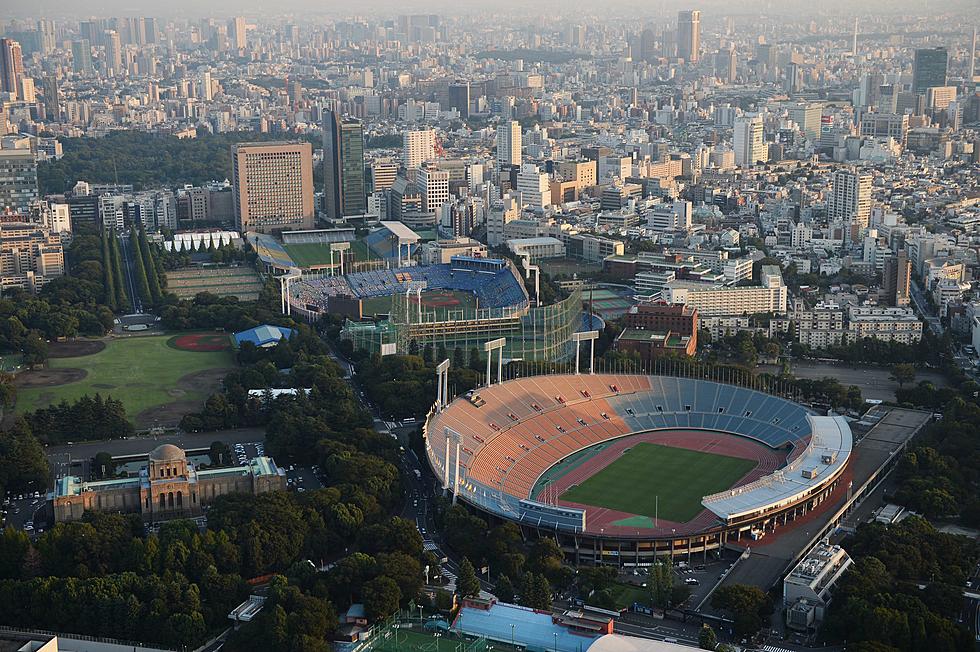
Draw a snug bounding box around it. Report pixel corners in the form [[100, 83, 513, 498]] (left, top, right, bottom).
[[104, 30, 123, 77], [828, 169, 872, 243], [0, 149, 39, 213], [448, 81, 470, 118], [883, 250, 911, 307], [229, 16, 247, 51], [402, 129, 436, 170], [71, 40, 93, 73], [42, 76, 60, 122], [0, 39, 24, 100], [231, 142, 315, 233], [322, 110, 367, 220], [733, 114, 765, 167], [677, 10, 701, 63], [496, 120, 522, 168], [912, 47, 948, 94]]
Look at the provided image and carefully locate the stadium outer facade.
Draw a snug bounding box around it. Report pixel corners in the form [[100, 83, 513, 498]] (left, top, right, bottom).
[[287, 256, 582, 361], [423, 373, 852, 565]]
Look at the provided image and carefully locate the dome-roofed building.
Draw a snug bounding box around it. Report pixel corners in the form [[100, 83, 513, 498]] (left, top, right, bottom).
[[52, 443, 286, 523]]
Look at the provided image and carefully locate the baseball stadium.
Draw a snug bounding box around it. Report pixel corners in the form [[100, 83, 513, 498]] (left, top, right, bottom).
[[424, 373, 852, 565], [288, 256, 585, 361]]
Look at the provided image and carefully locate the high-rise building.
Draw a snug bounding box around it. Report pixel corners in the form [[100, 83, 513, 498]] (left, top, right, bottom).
[[677, 10, 701, 63], [417, 166, 450, 214], [402, 129, 436, 170], [322, 110, 367, 220], [37, 19, 56, 55], [71, 40, 93, 73], [0, 149, 39, 213], [789, 103, 822, 141], [0, 39, 24, 99], [42, 76, 60, 122], [369, 159, 399, 192], [496, 120, 522, 168], [104, 30, 123, 77], [733, 114, 765, 167], [229, 16, 247, 50], [448, 81, 470, 118], [231, 142, 314, 233], [883, 250, 911, 307], [516, 163, 550, 208], [827, 169, 872, 243], [143, 17, 158, 44], [912, 47, 948, 94]]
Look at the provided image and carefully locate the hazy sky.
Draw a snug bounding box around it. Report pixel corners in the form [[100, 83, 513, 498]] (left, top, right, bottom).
[[9, 0, 979, 19]]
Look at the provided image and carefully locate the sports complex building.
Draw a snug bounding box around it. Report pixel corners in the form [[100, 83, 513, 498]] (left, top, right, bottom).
[[424, 373, 852, 565], [288, 255, 584, 361]]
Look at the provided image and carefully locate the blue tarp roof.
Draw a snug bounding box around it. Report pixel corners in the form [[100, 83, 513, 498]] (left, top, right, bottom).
[[233, 324, 297, 348]]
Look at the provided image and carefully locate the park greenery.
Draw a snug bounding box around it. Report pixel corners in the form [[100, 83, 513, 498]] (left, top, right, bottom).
[[37, 131, 316, 194], [821, 517, 977, 652]]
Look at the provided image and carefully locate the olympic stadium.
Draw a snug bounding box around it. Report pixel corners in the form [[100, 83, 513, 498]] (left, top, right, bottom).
[[424, 373, 852, 565], [288, 256, 585, 361]]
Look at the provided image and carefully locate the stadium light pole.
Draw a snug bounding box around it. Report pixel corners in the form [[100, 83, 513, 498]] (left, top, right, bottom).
[[571, 330, 599, 375], [483, 338, 506, 387]]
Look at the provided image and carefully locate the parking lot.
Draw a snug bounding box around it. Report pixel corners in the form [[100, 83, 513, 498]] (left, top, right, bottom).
[[2, 492, 48, 535]]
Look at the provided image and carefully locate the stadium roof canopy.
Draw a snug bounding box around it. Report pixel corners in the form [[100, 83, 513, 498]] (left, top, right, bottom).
[[233, 324, 297, 348], [379, 221, 420, 242], [587, 636, 695, 652]]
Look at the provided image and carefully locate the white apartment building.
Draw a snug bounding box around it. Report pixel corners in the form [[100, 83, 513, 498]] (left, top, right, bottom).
[[417, 166, 450, 214], [733, 114, 765, 167], [496, 120, 522, 168], [516, 163, 551, 208], [827, 169, 872, 242], [402, 129, 436, 170], [846, 305, 923, 344], [487, 195, 520, 247], [664, 265, 787, 316]]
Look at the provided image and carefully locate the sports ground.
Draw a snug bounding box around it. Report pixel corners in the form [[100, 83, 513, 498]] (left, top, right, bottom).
[[361, 289, 479, 318], [14, 335, 234, 425], [282, 242, 336, 267], [558, 441, 758, 524]]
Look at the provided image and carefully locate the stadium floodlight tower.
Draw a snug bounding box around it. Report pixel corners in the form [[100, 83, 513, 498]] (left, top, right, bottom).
[[328, 242, 351, 276], [571, 330, 599, 374], [278, 267, 303, 315], [443, 427, 462, 502], [521, 255, 541, 307], [483, 337, 506, 387], [435, 359, 450, 412]]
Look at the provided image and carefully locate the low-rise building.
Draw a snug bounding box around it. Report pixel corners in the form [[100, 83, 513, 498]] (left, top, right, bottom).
[[507, 236, 566, 261], [783, 542, 853, 631], [846, 305, 923, 344]]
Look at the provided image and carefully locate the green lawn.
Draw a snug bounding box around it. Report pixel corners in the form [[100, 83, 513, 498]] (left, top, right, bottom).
[[560, 443, 756, 522], [16, 335, 234, 419], [283, 242, 336, 267]]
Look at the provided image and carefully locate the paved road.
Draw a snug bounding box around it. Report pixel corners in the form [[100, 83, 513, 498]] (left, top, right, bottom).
[[117, 232, 142, 313]]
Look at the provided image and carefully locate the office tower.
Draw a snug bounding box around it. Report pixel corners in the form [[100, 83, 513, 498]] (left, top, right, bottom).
[[448, 81, 470, 118], [104, 30, 123, 77], [42, 76, 60, 121], [883, 250, 911, 307], [370, 159, 399, 192], [715, 47, 736, 83], [0, 150, 39, 213], [852, 17, 858, 56], [201, 71, 213, 101], [516, 163, 550, 208], [733, 114, 765, 167], [0, 39, 24, 99], [828, 169, 872, 243], [496, 120, 522, 168], [402, 129, 436, 170], [71, 40, 93, 73], [143, 17, 157, 44], [37, 19, 56, 55], [322, 110, 367, 220], [912, 47, 948, 94], [229, 16, 247, 50], [417, 166, 450, 214], [789, 103, 822, 141], [970, 28, 977, 82], [677, 10, 701, 63], [231, 142, 314, 233]]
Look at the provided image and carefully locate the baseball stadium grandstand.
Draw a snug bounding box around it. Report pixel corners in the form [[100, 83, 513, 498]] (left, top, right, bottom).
[[424, 373, 852, 565], [288, 256, 585, 361]]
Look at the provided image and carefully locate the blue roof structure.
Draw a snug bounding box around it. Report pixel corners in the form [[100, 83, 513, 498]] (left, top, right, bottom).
[[454, 602, 598, 652], [233, 325, 298, 348]]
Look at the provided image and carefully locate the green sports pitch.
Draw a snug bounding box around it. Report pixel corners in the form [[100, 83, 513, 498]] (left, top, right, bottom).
[[282, 243, 336, 267], [559, 443, 756, 523]]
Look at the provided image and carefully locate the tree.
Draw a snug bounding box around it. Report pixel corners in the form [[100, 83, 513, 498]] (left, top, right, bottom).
[[93, 452, 116, 479], [495, 574, 515, 603], [362, 576, 401, 620], [649, 557, 674, 608], [890, 363, 916, 389], [699, 624, 718, 650], [208, 441, 231, 467], [22, 331, 48, 369], [130, 229, 153, 306], [711, 584, 772, 639], [457, 557, 481, 598]]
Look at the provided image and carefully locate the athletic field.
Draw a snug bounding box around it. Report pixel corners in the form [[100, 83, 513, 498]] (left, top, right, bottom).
[[361, 289, 479, 318], [560, 443, 756, 522], [14, 335, 234, 424], [283, 242, 336, 267]]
